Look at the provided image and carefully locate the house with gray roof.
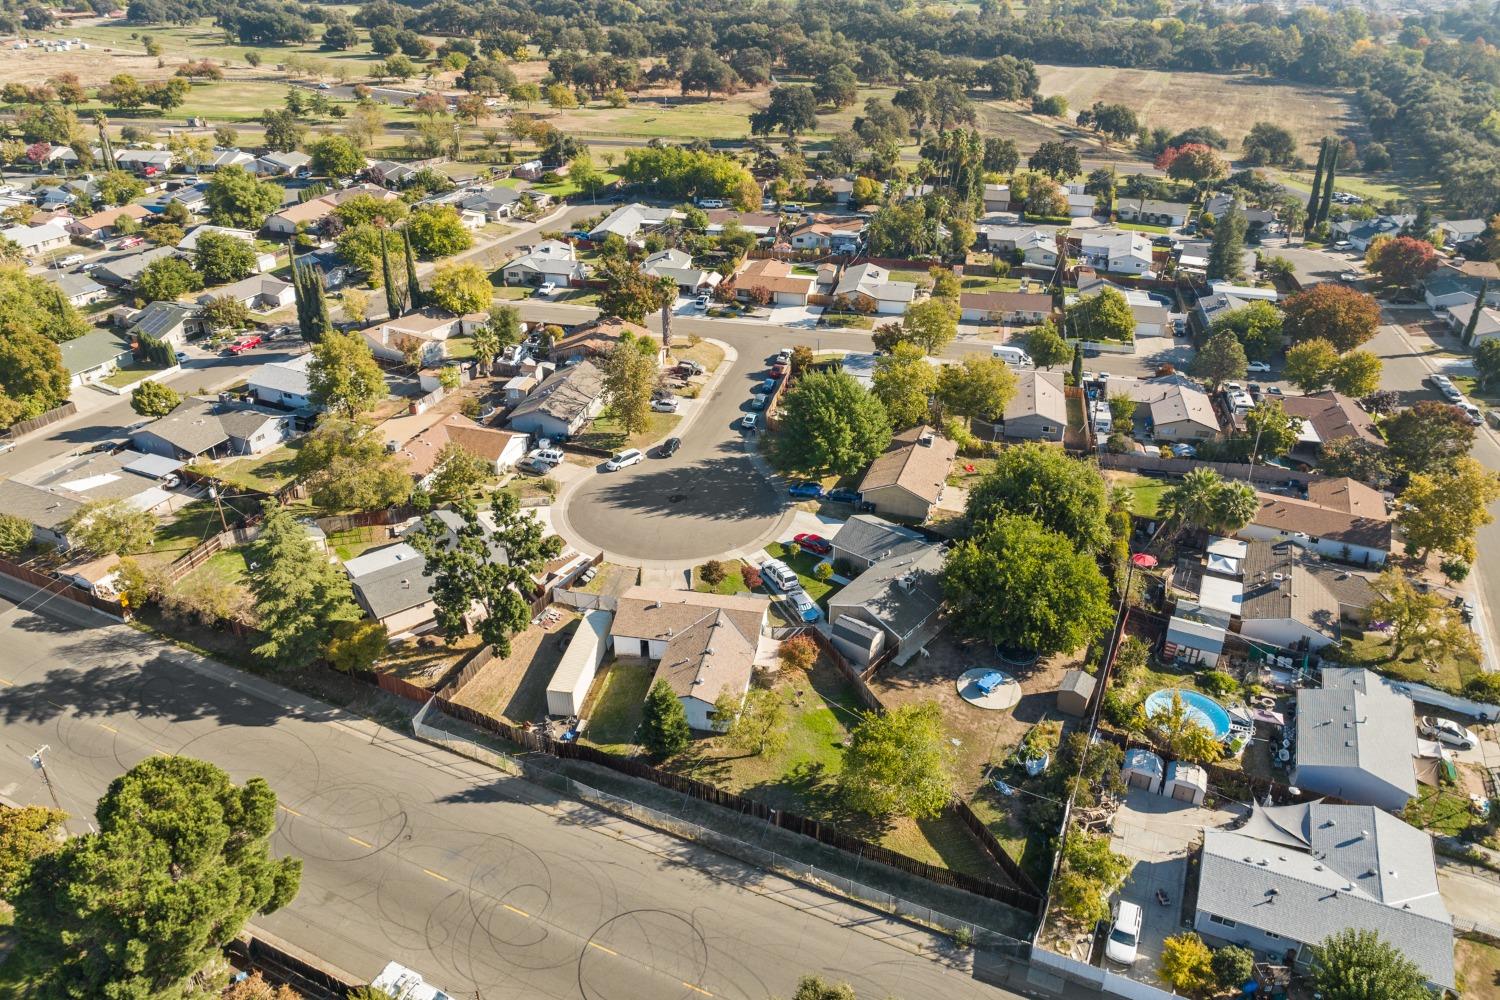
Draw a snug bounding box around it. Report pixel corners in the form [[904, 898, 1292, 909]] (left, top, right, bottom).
[[343, 543, 438, 634], [254, 150, 312, 177], [1000, 371, 1066, 441], [506, 360, 605, 440], [92, 246, 176, 288], [127, 301, 205, 347], [829, 514, 930, 572], [1195, 800, 1452, 991], [1292, 666, 1418, 811], [1436, 218, 1486, 247], [642, 248, 721, 293], [834, 262, 917, 315], [0, 479, 83, 549], [588, 203, 678, 242], [49, 270, 106, 307], [458, 184, 524, 221], [58, 330, 134, 388], [1116, 197, 1190, 228], [826, 540, 945, 658], [113, 149, 174, 175], [130, 397, 292, 460], [198, 273, 295, 312], [247, 355, 315, 410]]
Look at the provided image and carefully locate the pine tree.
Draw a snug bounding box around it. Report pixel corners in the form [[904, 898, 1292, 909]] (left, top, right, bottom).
[[380, 228, 402, 319], [640, 679, 691, 758], [403, 229, 423, 311], [1463, 281, 1487, 345], [1208, 203, 1247, 282], [1070, 342, 1083, 386], [1317, 143, 1337, 226], [306, 264, 332, 341], [291, 260, 311, 340], [1304, 138, 1327, 236], [96, 115, 115, 171], [245, 505, 361, 668]]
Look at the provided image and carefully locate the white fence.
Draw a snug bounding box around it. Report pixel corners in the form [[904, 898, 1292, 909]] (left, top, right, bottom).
[[1031, 947, 1180, 999], [1390, 678, 1500, 721]]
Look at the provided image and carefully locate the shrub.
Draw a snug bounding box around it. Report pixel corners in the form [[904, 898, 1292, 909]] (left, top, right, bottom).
[[1211, 945, 1254, 990], [1159, 933, 1215, 995], [779, 633, 818, 672], [1464, 672, 1500, 704], [459, 397, 481, 418], [700, 559, 726, 585], [1440, 557, 1471, 582], [1198, 670, 1239, 698], [740, 562, 763, 589], [813, 561, 833, 581]]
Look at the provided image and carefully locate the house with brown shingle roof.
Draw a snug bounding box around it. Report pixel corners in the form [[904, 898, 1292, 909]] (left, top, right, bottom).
[[1306, 477, 1387, 519], [958, 291, 1053, 324], [66, 203, 151, 241], [264, 183, 399, 235], [1279, 390, 1381, 453], [1239, 492, 1391, 567], [609, 587, 770, 730], [397, 413, 527, 482], [548, 318, 656, 364], [858, 425, 959, 522], [735, 258, 816, 306]]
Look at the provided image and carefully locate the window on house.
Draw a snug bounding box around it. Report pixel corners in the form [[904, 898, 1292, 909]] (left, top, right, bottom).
[[1208, 914, 1237, 928]]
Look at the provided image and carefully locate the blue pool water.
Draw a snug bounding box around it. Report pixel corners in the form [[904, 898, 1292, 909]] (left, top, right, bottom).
[[1144, 688, 1232, 740]]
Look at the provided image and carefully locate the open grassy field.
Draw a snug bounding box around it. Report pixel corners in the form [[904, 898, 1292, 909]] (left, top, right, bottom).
[[1032, 64, 1355, 158]]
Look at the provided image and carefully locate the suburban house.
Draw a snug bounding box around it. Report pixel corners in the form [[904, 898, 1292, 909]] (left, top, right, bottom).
[[641, 248, 721, 293], [734, 258, 816, 306], [247, 355, 315, 410], [609, 587, 770, 731], [366, 160, 418, 187], [344, 543, 439, 634], [1122, 375, 1221, 441], [264, 184, 400, 236], [199, 274, 295, 313], [127, 301, 207, 348], [176, 225, 278, 272], [1306, 477, 1388, 519], [49, 271, 106, 307], [397, 413, 528, 483], [1075, 273, 1169, 338], [1241, 492, 1392, 567], [254, 150, 312, 177], [113, 149, 174, 175], [130, 397, 293, 460], [1444, 300, 1500, 345], [204, 148, 257, 171], [1077, 230, 1154, 276], [827, 541, 945, 663], [58, 330, 135, 388], [506, 360, 606, 439], [829, 515, 930, 573], [857, 425, 958, 522], [787, 215, 865, 253], [958, 291, 1052, 325], [66, 203, 152, 242], [588, 203, 678, 242], [1237, 540, 1353, 654], [1000, 371, 1067, 441], [704, 209, 780, 237], [1, 221, 71, 259], [0, 479, 83, 550], [1279, 392, 1382, 454], [457, 184, 524, 221], [361, 310, 466, 366], [501, 240, 587, 287], [1436, 218, 1486, 247], [1116, 197, 1190, 228], [1293, 667, 1417, 810], [1065, 190, 1095, 218], [92, 245, 176, 288], [549, 319, 655, 364], [982, 225, 1061, 268], [982, 183, 1011, 212], [1335, 214, 1415, 252], [1422, 265, 1500, 311], [1195, 800, 1452, 993], [1193, 289, 1255, 334], [833, 263, 917, 315]]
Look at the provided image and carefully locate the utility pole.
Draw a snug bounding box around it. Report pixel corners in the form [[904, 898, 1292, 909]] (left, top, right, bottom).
[[30, 746, 69, 833]]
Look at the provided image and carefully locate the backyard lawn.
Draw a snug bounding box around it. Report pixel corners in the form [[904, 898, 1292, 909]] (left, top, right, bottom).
[[1108, 472, 1171, 518], [1332, 633, 1484, 698], [1403, 782, 1490, 838], [452, 616, 579, 723], [194, 442, 302, 493], [326, 525, 393, 561], [580, 659, 655, 754], [960, 275, 1024, 293], [575, 412, 680, 452]]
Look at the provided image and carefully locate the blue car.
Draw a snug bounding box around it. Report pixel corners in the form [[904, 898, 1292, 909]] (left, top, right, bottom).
[[788, 481, 824, 499], [753, 378, 777, 394], [825, 487, 861, 504]]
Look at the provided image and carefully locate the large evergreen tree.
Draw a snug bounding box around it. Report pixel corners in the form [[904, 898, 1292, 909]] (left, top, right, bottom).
[[640, 679, 691, 758], [380, 228, 403, 319], [1304, 138, 1327, 236], [245, 504, 362, 667], [1317, 140, 1337, 226], [1207, 202, 1247, 282], [1462, 280, 1488, 344], [402, 228, 423, 311], [11, 756, 302, 998]]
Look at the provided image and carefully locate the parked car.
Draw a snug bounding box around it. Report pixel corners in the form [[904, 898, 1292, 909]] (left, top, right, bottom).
[[604, 448, 644, 471], [1441, 384, 1465, 403], [748, 396, 767, 410], [739, 413, 757, 429], [794, 533, 831, 555], [1459, 401, 1483, 425], [788, 481, 824, 499], [759, 559, 799, 592], [174, 351, 188, 363], [534, 282, 557, 297], [116, 236, 143, 250], [826, 487, 862, 505], [226, 335, 262, 355], [528, 447, 565, 467], [651, 397, 679, 413], [754, 377, 777, 394], [785, 587, 820, 622], [1428, 373, 1455, 391], [694, 293, 710, 309], [1171, 443, 1197, 458], [1338, 271, 1361, 283], [770, 362, 788, 377], [677, 360, 704, 377], [1419, 716, 1478, 750], [658, 436, 681, 457], [1105, 901, 1143, 965], [697, 198, 724, 209], [1246, 361, 1272, 373], [775, 348, 792, 363]]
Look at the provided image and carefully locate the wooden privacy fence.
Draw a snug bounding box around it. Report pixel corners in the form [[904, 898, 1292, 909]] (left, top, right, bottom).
[[0, 555, 125, 618], [2, 401, 77, 440], [375, 676, 1044, 914]]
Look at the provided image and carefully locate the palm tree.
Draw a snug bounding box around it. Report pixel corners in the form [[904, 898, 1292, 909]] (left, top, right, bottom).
[[1161, 467, 1223, 531]]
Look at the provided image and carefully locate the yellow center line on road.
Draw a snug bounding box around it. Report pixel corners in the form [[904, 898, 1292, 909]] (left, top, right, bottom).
[[681, 982, 714, 997], [587, 941, 617, 956], [347, 836, 372, 849], [502, 903, 529, 917], [98, 723, 118, 734], [0, 678, 13, 686], [423, 868, 449, 882], [278, 804, 301, 817]]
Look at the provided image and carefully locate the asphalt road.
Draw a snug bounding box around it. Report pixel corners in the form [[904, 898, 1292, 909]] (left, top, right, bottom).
[[0, 592, 1041, 1000]]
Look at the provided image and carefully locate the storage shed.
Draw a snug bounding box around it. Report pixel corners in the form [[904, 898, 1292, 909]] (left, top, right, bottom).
[[1164, 761, 1208, 804], [1121, 748, 1164, 794], [546, 610, 611, 717], [1056, 669, 1096, 717]]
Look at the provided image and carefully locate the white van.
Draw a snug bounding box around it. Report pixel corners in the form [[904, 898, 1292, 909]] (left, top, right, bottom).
[[991, 345, 1033, 367], [697, 198, 724, 209], [1104, 900, 1143, 965], [759, 559, 799, 593]]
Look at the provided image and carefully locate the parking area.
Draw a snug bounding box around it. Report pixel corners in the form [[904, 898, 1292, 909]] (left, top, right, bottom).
[[1266, 242, 1363, 288], [1104, 788, 1244, 983]]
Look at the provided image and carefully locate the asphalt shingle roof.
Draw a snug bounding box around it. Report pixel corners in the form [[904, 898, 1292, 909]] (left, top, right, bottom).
[[1294, 666, 1417, 800]]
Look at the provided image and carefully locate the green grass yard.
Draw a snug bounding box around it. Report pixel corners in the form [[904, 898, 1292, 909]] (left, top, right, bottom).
[[819, 311, 874, 330], [574, 411, 680, 452], [692, 560, 750, 595], [959, 275, 1023, 293], [194, 441, 302, 494], [764, 541, 843, 607], [1403, 783, 1488, 838], [580, 659, 654, 754], [101, 362, 169, 390], [1332, 633, 1483, 698], [1111, 221, 1171, 234], [1110, 473, 1170, 518]]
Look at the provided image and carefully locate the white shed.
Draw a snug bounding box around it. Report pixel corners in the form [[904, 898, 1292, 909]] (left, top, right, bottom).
[[1164, 761, 1208, 804], [1121, 748, 1164, 794], [546, 610, 611, 717]]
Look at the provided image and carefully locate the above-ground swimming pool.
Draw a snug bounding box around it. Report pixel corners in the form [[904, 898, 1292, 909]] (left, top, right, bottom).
[[1144, 688, 1232, 740]]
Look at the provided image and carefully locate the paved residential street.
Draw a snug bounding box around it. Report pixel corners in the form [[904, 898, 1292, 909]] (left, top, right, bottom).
[[0, 591, 1040, 1000]]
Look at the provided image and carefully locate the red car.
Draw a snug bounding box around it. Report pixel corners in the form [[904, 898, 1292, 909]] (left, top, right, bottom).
[[793, 533, 831, 555], [227, 335, 263, 355]]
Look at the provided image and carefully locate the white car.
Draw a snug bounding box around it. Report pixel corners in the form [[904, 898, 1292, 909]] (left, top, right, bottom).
[[1246, 361, 1272, 373], [740, 413, 757, 429], [527, 447, 565, 467], [1420, 716, 1478, 750], [604, 448, 644, 471], [1442, 384, 1465, 403], [1459, 401, 1483, 425], [759, 559, 799, 592], [534, 282, 557, 297], [1105, 900, 1143, 965], [1339, 271, 1362, 283], [1429, 373, 1454, 391], [651, 397, 679, 413]]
